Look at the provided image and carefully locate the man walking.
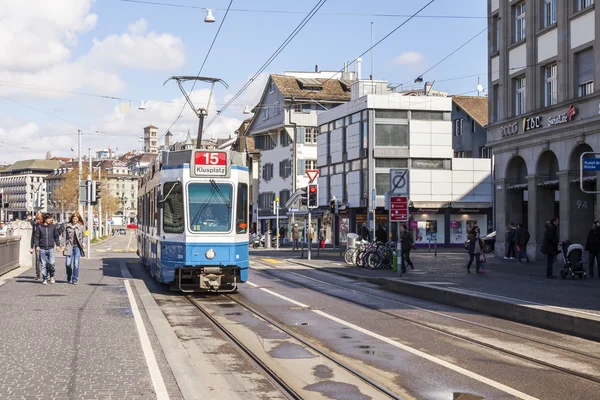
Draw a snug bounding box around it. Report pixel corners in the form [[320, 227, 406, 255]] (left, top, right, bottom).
[[515, 223, 530, 263], [400, 224, 414, 272], [504, 222, 517, 260], [33, 213, 61, 285], [292, 223, 300, 251], [541, 217, 560, 279], [585, 220, 600, 278]]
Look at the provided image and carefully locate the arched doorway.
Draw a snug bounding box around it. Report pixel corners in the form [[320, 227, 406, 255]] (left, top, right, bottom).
[[535, 150, 560, 245], [505, 156, 528, 230], [569, 143, 596, 245]]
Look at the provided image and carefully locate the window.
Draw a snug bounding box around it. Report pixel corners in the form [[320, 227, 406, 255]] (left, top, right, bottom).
[[258, 192, 275, 209], [375, 159, 408, 168], [375, 173, 390, 194], [492, 84, 499, 123], [375, 124, 409, 146], [514, 76, 526, 116], [302, 103, 311, 113], [375, 110, 408, 119], [188, 183, 233, 232], [576, 0, 594, 12], [306, 160, 317, 171], [162, 181, 184, 233], [410, 111, 444, 120], [280, 130, 291, 147], [576, 48, 594, 97], [255, 135, 275, 150], [279, 159, 292, 178], [543, 0, 556, 28], [293, 104, 302, 113], [273, 102, 281, 116], [269, 81, 275, 93], [544, 64, 558, 106], [480, 147, 492, 159], [279, 189, 290, 207], [454, 119, 463, 136], [305, 127, 318, 144], [262, 163, 274, 181], [514, 2, 526, 42], [471, 119, 476, 132], [297, 159, 306, 175], [262, 107, 268, 120], [492, 15, 499, 53], [236, 183, 248, 234]]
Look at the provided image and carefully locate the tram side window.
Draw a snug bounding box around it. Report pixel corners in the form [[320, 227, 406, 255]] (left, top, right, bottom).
[[163, 181, 184, 233], [236, 183, 248, 234]]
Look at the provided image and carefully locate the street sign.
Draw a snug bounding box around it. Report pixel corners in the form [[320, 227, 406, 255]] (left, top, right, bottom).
[[390, 196, 409, 222], [306, 170, 319, 183], [582, 158, 600, 171], [580, 152, 600, 194], [390, 169, 409, 195]]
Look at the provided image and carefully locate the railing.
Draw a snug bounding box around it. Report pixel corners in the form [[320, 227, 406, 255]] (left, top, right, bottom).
[[0, 236, 21, 276]]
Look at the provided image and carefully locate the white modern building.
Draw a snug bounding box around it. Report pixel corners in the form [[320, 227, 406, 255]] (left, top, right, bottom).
[[143, 125, 159, 154], [245, 68, 355, 234], [317, 81, 493, 247]]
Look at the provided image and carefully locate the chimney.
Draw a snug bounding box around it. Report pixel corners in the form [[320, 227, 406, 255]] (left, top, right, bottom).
[[425, 81, 432, 96], [356, 58, 362, 80], [315, 64, 318, 72]]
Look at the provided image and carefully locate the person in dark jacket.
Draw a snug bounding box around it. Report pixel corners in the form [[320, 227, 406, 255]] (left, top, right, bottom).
[[360, 223, 370, 241], [29, 213, 43, 280], [515, 223, 530, 264], [400, 224, 414, 272], [33, 214, 61, 285], [585, 220, 600, 278], [504, 222, 517, 259], [376, 224, 387, 243], [541, 217, 560, 278], [467, 226, 484, 273]]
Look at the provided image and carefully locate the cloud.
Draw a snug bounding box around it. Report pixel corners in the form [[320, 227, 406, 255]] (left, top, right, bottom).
[[392, 51, 426, 70]]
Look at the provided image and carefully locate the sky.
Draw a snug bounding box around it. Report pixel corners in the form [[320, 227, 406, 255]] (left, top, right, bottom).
[[0, 0, 488, 164]]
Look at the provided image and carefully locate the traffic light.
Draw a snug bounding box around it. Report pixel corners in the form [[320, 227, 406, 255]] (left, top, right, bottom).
[[269, 199, 275, 214], [91, 181, 102, 205], [330, 199, 335, 213], [300, 187, 308, 206], [39, 193, 45, 209], [307, 184, 318, 209]]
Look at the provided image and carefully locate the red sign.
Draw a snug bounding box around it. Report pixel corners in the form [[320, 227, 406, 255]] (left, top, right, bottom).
[[193, 151, 227, 176], [390, 196, 409, 222], [306, 170, 319, 183]]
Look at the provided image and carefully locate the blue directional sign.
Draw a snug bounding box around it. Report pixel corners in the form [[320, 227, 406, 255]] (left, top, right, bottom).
[[583, 158, 600, 171]]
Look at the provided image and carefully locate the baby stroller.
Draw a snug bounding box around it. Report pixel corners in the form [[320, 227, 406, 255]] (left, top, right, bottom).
[[559, 241, 587, 280]]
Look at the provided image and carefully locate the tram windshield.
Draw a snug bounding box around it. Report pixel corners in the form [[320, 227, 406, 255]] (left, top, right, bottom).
[[188, 182, 233, 232]]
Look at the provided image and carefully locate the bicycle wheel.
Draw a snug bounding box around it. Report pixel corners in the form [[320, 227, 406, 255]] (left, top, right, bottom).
[[355, 249, 365, 267], [363, 250, 381, 270], [344, 248, 356, 265]]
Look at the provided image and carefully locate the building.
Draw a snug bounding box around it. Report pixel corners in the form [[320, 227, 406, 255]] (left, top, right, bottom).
[[452, 96, 490, 158], [486, 0, 599, 259], [317, 80, 493, 246], [46, 166, 73, 221], [143, 125, 159, 154], [0, 159, 62, 220], [104, 163, 140, 225], [126, 153, 158, 177], [245, 69, 355, 234]]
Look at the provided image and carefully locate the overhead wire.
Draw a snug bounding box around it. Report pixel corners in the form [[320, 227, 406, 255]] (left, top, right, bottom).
[[202, 0, 328, 133], [158, 0, 234, 142]]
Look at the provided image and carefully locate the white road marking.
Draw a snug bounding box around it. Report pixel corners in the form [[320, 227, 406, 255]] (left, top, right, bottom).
[[126, 233, 134, 252], [124, 279, 170, 400], [246, 280, 539, 400]]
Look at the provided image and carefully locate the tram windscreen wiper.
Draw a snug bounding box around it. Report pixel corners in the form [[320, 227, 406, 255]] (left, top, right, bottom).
[[210, 179, 232, 209]]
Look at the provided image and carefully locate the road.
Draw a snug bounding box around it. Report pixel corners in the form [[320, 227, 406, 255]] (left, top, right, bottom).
[[104, 234, 600, 399]]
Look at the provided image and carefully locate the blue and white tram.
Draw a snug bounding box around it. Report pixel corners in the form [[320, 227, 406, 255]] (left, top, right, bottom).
[[137, 149, 249, 292]]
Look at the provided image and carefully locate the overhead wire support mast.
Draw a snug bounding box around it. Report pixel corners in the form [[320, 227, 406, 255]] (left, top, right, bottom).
[[164, 76, 228, 149]]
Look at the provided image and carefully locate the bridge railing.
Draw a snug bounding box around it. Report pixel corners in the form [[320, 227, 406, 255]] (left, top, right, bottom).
[[0, 236, 21, 276]]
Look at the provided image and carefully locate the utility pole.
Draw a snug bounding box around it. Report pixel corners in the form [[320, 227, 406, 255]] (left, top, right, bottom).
[[275, 197, 279, 250], [98, 166, 102, 237], [78, 129, 83, 215], [0, 188, 4, 222], [307, 211, 312, 260], [87, 148, 92, 259]]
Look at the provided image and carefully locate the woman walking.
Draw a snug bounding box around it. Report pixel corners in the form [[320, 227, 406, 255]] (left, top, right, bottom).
[[467, 226, 484, 273], [64, 212, 86, 284]]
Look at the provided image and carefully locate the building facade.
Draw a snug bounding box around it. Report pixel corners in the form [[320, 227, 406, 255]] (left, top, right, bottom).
[[487, 0, 599, 259], [0, 160, 62, 220], [143, 125, 159, 154], [245, 70, 355, 235], [317, 81, 493, 246], [452, 96, 490, 158], [105, 164, 140, 225]]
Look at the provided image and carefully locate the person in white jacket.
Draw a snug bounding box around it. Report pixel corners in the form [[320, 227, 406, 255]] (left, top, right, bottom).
[[0, 221, 7, 236]]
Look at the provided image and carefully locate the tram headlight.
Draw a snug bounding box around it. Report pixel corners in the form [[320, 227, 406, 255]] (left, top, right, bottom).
[[205, 248, 216, 260]]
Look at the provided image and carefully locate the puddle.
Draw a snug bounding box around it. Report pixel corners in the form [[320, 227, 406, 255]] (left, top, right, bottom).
[[313, 365, 334, 379], [304, 381, 370, 400], [268, 342, 317, 359]]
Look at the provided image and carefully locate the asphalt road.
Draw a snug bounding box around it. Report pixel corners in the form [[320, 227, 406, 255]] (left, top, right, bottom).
[[104, 235, 600, 399]]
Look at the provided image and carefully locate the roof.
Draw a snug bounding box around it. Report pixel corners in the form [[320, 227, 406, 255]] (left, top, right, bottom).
[[144, 125, 158, 129], [165, 130, 173, 136], [50, 157, 72, 162], [452, 96, 488, 127], [2, 159, 62, 173], [271, 74, 352, 102]]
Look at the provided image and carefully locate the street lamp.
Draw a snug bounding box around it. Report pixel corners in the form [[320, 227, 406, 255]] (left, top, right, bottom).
[[204, 8, 216, 23]]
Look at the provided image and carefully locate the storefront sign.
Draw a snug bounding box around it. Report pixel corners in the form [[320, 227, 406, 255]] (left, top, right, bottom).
[[548, 104, 577, 126], [450, 221, 459, 229], [411, 208, 443, 214], [451, 208, 488, 214], [500, 121, 519, 137], [410, 220, 418, 229], [523, 116, 542, 132]]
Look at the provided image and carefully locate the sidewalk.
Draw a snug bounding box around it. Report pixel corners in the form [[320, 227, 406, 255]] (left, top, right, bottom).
[[280, 248, 600, 342]]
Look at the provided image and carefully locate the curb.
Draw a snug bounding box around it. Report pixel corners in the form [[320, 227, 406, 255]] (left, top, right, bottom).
[[286, 258, 600, 342]]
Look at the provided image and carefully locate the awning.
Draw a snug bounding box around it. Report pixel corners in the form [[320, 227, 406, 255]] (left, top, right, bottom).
[[411, 202, 447, 208], [571, 176, 597, 183], [507, 183, 527, 190]]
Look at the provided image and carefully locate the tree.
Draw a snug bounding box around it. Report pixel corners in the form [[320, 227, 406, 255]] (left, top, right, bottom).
[[98, 178, 120, 217], [52, 166, 91, 216]]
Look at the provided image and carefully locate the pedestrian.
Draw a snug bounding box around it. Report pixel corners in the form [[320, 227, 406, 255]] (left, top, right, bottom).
[[585, 220, 600, 278], [541, 217, 560, 279], [292, 223, 300, 250], [504, 222, 517, 259], [400, 224, 414, 272], [360, 223, 370, 241], [515, 223, 531, 263], [0, 221, 7, 236], [30, 213, 44, 280], [63, 212, 86, 285], [466, 226, 484, 273], [376, 224, 387, 243], [33, 213, 61, 285]]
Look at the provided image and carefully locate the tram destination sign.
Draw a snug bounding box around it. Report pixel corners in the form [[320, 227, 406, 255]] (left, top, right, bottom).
[[192, 151, 228, 177]]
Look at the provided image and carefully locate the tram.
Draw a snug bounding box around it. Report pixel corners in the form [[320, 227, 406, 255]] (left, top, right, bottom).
[[137, 148, 249, 292]]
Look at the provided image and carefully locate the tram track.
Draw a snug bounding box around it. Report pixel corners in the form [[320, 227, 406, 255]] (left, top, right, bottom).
[[248, 260, 600, 386], [185, 294, 403, 400]]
